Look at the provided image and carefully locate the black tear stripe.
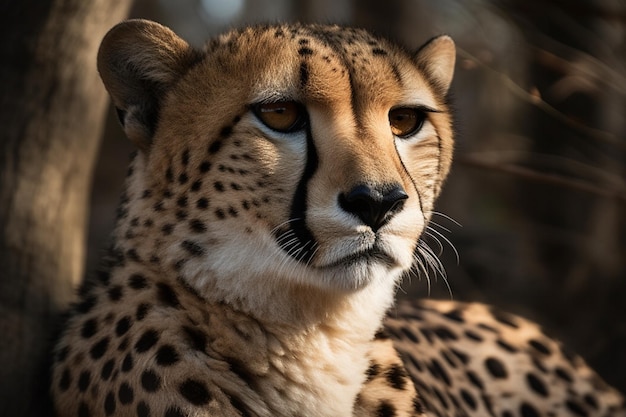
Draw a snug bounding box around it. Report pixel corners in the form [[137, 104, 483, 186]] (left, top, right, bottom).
[[276, 124, 318, 264], [393, 140, 424, 216]]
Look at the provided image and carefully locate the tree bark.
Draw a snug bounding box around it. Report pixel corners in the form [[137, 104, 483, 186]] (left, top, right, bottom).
[[0, 1, 132, 415]]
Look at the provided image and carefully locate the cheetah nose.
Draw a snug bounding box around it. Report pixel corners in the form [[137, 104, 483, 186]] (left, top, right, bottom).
[[339, 184, 408, 232]]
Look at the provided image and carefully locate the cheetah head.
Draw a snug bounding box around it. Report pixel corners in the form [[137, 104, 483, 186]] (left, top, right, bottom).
[[98, 20, 455, 319]]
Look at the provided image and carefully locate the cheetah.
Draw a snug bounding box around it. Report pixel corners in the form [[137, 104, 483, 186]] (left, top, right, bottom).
[[51, 20, 625, 417]]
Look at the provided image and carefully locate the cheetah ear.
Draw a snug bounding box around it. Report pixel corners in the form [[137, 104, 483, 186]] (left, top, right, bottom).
[[98, 19, 201, 151], [414, 35, 456, 94]]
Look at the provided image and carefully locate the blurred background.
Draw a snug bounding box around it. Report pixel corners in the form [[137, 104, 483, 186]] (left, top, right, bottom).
[[87, 0, 626, 392]]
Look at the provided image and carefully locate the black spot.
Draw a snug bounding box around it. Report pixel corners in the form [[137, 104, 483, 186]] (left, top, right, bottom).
[[496, 339, 518, 353], [526, 372, 549, 397], [189, 219, 207, 233], [199, 161, 211, 173], [164, 407, 184, 417], [208, 140, 223, 154], [376, 401, 396, 417], [183, 325, 207, 352], [555, 366, 573, 383], [298, 47, 313, 55], [365, 363, 381, 382], [464, 330, 483, 342], [529, 339, 551, 355], [485, 357, 507, 379], [490, 307, 519, 328], [520, 402, 540, 417], [181, 149, 190, 166], [161, 224, 174, 235], [104, 391, 116, 415], [374, 329, 390, 340], [115, 316, 132, 337], [107, 285, 123, 301], [156, 345, 180, 366], [157, 282, 181, 308], [59, 368, 71, 391], [179, 379, 212, 405], [90, 337, 109, 360], [135, 329, 159, 353], [220, 125, 233, 138], [126, 249, 140, 261], [118, 382, 134, 404], [460, 389, 477, 410], [165, 167, 174, 182], [141, 369, 161, 392], [450, 347, 470, 365], [181, 240, 205, 257], [196, 197, 209, 209], [400, 327, 420, 343], [215, 209, 226, 219], [76, 295, 97, 314], [136, 401, 150, 417], [78, 401, 90, 417], [230, 182, 242, 191], [81, 318, 98, 339], [566, 400, 589, 416], [136, 303, 150, 321], [466, 370, 484, 390], [433, 325, 458, 340], [299, 62, 309, 86], [213, 181, 225, 192], [101, 359, 114, 381], [177, 196, 188, 207], [228, 206, 238, 217], [228, 358, 256, 386], [427, 358, 451, 386], [372, 48, 387, 55], [77, 370, 91, 392], [141, 189, 153, 199], [153, 201, 164, 212], [385, 364, 407, 390], [442, 309, 464, 323], [478, 322, 498, 333], [433, 387, 449, 409], [187, 181, 201, 195], [175, 210, 188, 220], [229, 395, 251, 417], [129, 274, 148, 289], [121, 353, 133, 372], [117, 337, 129, 352]]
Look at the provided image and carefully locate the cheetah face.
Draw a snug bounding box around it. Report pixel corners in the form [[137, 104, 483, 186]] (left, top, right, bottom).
[[99, 21, 455, 298]]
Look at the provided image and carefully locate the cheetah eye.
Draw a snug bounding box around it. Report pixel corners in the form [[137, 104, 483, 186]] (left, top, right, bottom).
[[252, 101, 307, 133], [389, 107, 426, 138]]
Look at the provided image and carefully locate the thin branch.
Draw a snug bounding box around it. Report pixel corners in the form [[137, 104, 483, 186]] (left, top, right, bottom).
[[457, 47, 625, 150], [457, 155, 626, 203]]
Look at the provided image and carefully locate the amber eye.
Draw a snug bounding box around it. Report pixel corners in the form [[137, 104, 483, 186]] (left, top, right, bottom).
[[252, 101, 306, 133], [389, 107, 426, 138]]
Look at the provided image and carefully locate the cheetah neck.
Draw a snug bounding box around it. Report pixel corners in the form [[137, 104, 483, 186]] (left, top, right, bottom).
[[174, 273, 398, 417]]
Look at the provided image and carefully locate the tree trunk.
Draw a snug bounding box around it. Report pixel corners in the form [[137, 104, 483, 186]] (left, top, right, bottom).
[[0, 1, 132, 415]]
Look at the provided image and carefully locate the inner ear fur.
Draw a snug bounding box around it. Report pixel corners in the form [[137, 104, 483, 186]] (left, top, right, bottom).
[[97, 19, 201, 151], [414, 35, 456, 95]]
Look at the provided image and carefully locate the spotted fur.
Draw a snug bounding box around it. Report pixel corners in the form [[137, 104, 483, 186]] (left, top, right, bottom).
[[50, 19, 624, 417]]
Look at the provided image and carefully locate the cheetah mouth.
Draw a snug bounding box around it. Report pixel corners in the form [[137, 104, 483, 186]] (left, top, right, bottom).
[[320, 246, 396, 269]]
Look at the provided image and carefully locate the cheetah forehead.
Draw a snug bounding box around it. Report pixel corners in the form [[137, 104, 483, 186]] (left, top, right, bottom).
[[198, 23, 445, 108]]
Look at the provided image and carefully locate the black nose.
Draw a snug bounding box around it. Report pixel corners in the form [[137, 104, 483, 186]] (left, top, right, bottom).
[[338, 184, 408, 231]]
